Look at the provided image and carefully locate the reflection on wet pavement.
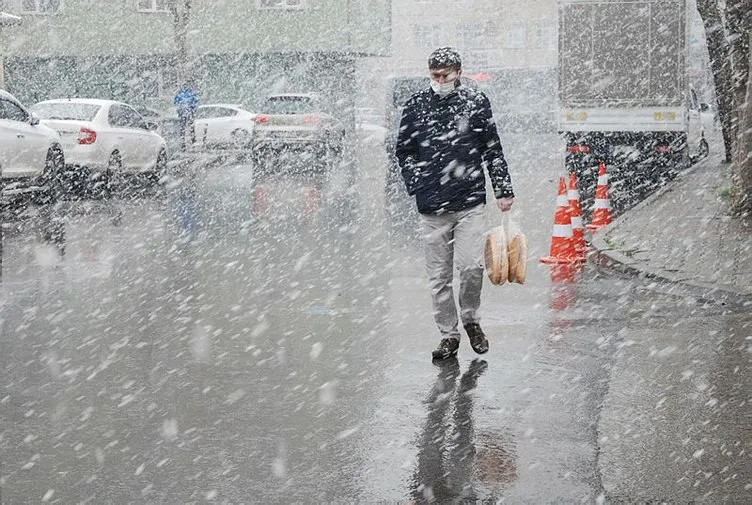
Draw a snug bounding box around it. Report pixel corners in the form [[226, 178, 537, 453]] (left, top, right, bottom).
[[409, 358, 517, 503]]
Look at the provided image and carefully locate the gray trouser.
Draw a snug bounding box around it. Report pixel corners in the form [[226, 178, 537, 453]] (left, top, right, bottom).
[[419, 204, 486, 341]]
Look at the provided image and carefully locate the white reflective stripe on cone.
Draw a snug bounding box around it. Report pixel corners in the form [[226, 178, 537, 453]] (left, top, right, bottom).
[[556, 194, 569, 206], [570, 216, 583, 228], [553, 224, 573, 237], [568, 190, 580, 199], [597, 175, 608, 185], [593, 199, 611, 209]]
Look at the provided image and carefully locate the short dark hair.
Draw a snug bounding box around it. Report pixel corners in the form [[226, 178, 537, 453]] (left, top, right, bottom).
[[428, 47, 462, 70]]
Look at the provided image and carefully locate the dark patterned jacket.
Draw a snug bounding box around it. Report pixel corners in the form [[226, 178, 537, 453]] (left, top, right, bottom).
[[395, 84, 514, 214]]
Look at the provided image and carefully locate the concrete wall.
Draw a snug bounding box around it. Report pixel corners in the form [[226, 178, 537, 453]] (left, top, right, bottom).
[[5, 52, 356, 115], [0, 10, 22, 89], [1, 0, 391, 57], [1, 1, 382, 114]]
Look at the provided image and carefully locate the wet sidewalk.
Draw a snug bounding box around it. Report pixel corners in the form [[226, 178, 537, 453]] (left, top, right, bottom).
[[590, 152, 752, 304]]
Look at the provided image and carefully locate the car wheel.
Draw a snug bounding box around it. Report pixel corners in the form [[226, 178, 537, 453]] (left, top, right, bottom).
[[154, 148, 168, 181], [251, 146, 268, 168], [319, 140, 342, 169], [96, 151, 122, 198], [231, 129, 250, 149], [36, 146, 65, 205]]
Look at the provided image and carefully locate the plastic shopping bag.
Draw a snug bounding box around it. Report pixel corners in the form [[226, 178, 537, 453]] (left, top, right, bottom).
[[484, 212, 527, 285]]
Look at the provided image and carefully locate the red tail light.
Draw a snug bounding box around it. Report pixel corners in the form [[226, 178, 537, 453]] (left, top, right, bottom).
[[253, 115, 270, 124], [567, 144, 590, 154], [303, 115, 321, 124], [78, 127, 97, 145]]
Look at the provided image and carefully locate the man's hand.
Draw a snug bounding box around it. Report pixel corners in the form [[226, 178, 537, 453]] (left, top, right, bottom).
[[496, 197, 514, 212]]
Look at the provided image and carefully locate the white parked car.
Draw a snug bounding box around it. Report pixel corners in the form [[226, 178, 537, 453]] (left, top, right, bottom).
[[194, 104, 256, 148], [0, 90, 64, 206], [30, 99, 168, 187]]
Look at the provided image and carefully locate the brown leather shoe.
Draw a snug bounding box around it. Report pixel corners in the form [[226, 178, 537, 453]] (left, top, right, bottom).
[[432, 338, 459, 360], [464, 323, 489, 354]]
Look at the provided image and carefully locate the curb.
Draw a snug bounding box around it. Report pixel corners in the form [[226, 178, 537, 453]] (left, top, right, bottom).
[[587, 155, 752, 308]]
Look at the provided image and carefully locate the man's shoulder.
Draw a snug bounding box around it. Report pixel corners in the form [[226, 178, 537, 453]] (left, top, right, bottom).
[[457, 86, 489, 105], [404, 89, 432, 108]]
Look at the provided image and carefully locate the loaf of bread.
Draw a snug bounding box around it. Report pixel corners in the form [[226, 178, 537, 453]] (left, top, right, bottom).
[[507, 235, 520, 283], [513, 232, 527, 284], [484, 228, 508, 285]]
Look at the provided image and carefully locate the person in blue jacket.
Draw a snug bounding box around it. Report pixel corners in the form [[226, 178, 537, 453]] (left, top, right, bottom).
[[174, 82, 199, 150], [395, 47, 515, 361]]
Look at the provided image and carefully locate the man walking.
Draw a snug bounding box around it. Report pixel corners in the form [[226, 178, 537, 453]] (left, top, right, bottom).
[[395, 47, 515, 361], [174, 82, 198, 151]]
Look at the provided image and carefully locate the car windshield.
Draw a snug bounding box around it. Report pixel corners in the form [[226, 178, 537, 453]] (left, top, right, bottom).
[[262, 96, 316, 115], [31, 102, 101, 121]]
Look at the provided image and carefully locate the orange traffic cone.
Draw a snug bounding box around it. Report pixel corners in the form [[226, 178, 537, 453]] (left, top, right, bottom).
[[568, 172, 587, 255], [540, 177, 586, 264], [587, 162, 613, 232]]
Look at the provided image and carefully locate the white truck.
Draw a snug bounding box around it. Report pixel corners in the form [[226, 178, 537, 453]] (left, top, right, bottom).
[[558, 0, 708, 211]]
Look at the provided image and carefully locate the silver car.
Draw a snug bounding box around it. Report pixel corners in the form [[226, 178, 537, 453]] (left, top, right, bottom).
[[251, 93, 345, 168]]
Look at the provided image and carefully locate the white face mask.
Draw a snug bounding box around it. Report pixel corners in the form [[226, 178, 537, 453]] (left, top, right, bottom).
[[430, 79, 457, 96]]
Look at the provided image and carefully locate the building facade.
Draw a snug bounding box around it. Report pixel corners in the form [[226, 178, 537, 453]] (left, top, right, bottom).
[[357, 0, 558, 133], [1, 0, 391, 113], [391, 0, 556, 75]]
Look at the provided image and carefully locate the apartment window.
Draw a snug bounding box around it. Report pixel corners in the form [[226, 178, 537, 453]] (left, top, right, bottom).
[[505, 27, 526, 49], [484, 21, 499, 39], [257, 0, 306, 9], [457, 23, 486, 50], [413, 24, 442, 49], [464, 50, 490, 70], [21, 0, 62, 14], [137, 0, 168, 13], [535, 22, 555, 49]]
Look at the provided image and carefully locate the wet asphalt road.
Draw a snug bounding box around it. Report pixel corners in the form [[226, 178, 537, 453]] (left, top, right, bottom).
[[1, 133, 750, 504]]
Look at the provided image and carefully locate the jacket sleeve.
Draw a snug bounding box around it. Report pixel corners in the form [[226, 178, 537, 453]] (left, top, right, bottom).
[[476, 94, 514, 199], [394, 102, 420, 196]]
